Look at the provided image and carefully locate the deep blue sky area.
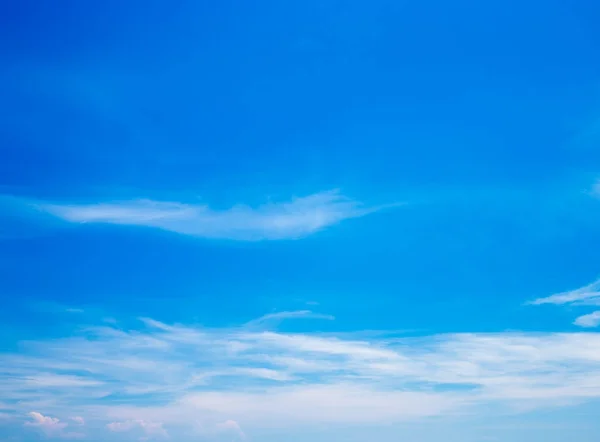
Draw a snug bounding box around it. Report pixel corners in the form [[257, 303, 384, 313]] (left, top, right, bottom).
[[1, 1, 600, 441]]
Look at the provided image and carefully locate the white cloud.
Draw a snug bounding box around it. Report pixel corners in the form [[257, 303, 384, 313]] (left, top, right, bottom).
[[34, 190, 398, 240], [574, 311, 600, 328], [24, 373, 103, 388], [178, 385, 463, 425], [3, 313, 600, 438], [107, 419, 168, 438], [25, 412, 67, 432], [529, 278, 600, 328], [70, 416, 85, 426], [528, 278, 600, 305], [25, 412, 84, 439], [216, 420, 245, 440], [245, 310, 335, 328], [107, 420, 136, 432]]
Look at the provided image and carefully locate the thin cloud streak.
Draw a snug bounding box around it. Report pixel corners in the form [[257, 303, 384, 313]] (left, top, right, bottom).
[[529, 278, 600, 328], [107, 419, 168, 438], [528, 278, 600, 305], [2, 314, 600, 437], [245, 310, 335, 328], [33, 190, 400, 240]]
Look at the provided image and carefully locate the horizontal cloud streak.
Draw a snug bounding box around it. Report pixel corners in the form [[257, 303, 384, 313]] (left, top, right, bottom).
[[245, 310, 335, 328], [529, 278, 600, 328], [107, 419, 168, 438], [528, 278, 600, 305], [2, 314, 600, 437], [33, 190, 398, 240]]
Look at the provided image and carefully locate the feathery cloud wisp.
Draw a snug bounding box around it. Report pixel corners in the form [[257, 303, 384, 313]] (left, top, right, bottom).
[[529, 278, 600, 328], [3, 313, 600, 439], [35, 190, 398, 241], [216, 420, 246, 440], [245, 310, 335, 328], [107, 419, 168, 438], [528, 278, 600, 305], [573, 311, 600, 328]]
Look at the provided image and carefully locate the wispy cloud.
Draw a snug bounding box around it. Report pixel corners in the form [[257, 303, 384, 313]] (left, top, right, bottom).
[[529, 278, 600, 328], [216, 420, 245, 440], [70, 416, 85, 426], [528, 278, 600, 305], [573, 311, 600, 328], [107, 419, 168, 439], [31, 190, 398, 240], [245, 310, 335, 328], [3, 313, 600, 438]]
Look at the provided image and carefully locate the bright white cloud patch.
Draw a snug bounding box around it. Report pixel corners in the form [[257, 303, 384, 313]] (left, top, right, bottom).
[[35, 190, 396, 240], [24, 412, 84, 439], [2, 312, 600, 438], [574, 311, 600, 328], [25, 412, 67, 432]]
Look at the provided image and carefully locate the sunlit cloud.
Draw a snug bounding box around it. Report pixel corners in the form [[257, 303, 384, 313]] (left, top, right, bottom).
[[24, 412, 84, 439]]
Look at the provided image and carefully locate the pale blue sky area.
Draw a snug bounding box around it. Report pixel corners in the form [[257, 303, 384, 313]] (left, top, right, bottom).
[[1, 1, 600, 441]]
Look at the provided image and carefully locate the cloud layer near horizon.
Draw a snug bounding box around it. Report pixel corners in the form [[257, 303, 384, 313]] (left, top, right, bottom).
[[3, 310, 600, 440], [27, 190, 396, 240]]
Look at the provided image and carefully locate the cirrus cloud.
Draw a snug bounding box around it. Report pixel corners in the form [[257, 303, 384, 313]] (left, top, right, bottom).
[[2, 310, 600, 439], [30, 190, 400, 241], [529, 278, 600, 328]]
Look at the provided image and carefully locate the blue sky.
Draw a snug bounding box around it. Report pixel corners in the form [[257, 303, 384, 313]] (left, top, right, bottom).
[[1, 0, 600, 441]]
